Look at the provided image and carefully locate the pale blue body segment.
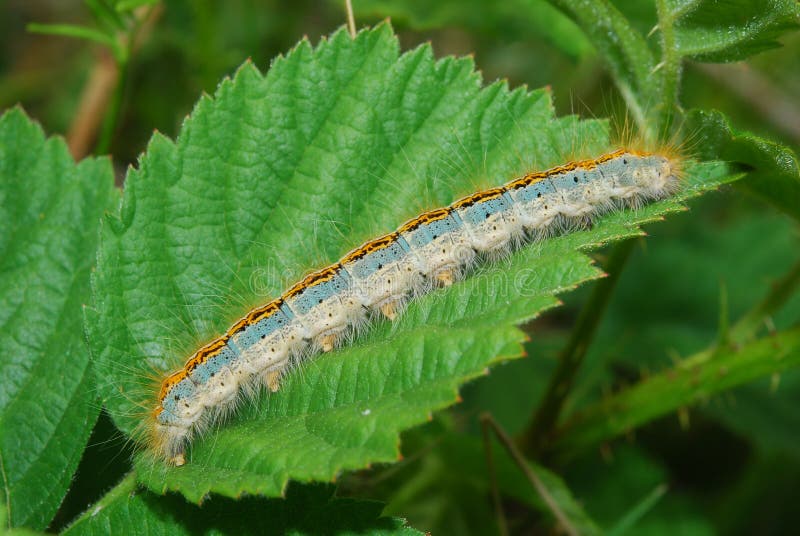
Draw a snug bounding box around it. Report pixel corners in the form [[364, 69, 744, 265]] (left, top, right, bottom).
[[546, 169, 600, 217], [451, 190, 523, 255], [187, 342, 239, 385], [597, 154, 641, 198], [158, 377, 200, 425], [341, 235, 425, 315], [398, 209, 476, 283], [284, 268, 352, 316], [342, 239, 408, 280], [230, 307, 292, 352], [282, 266, 365, 349], [451, 194, 513, 226], [506, 177, 556, 203], [399, 211, 463, 249]]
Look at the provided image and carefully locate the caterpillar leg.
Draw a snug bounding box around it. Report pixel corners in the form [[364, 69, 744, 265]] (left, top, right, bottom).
[[435, 269, 454, 286], [379, 300, 398, 320], [266, 370, 282, 392], [321, 333, 337, 352]]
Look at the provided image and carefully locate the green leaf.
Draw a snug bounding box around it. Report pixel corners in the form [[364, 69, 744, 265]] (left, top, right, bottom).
[[85, 25, 738, 502], [687, 108, 800, 221], [63, 474, 421, 535], [25, 23, 116, 48], [0, 504, 47, 536], [114, 0, 159, 13], [553, 325, 800, 454], [671, 0, 800, 62], [0, 108, 117, 529], [352, 0, 593, 59], [84, 0, 127, 32]]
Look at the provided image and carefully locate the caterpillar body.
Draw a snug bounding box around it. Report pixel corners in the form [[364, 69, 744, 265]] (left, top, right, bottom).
[[152, 148, 680, 466]]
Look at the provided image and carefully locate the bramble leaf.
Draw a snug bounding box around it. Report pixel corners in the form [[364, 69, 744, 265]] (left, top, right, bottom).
[[0, 108, 117, 529], [687, 108, 800, 222], [670, 0, 800, 62], [85, 25, 739, 502]]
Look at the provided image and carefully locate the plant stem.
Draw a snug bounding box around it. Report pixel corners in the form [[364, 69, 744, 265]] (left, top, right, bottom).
[[481, 413, 578, 536], [68, 50, 119, 159], [654, 0, 681, 137], [521, 238, 637, 456], [93, 54, 127, 156], [481, 416, 509, 536], [345, 0, 356, 38]]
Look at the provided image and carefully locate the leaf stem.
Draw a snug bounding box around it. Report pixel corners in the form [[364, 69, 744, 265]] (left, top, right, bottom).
[[681, 256, 800, 369], [521, 238, 637, 456], [481, 416, 509, 536], [547, 0, 657, 137], [481, 413, 578, 536]]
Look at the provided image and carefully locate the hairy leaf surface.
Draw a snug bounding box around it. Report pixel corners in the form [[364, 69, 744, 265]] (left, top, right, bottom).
[[0, 109, 117, 529]]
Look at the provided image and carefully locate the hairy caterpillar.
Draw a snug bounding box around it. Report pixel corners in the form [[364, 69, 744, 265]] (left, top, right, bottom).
[[150, 148, 681, 466]]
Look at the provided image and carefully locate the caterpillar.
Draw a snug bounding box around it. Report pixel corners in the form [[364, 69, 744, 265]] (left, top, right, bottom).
[[150, 148, 681, 466]]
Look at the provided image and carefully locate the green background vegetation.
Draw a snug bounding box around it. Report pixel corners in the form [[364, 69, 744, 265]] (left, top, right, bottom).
[[0, 1, 798, 534]]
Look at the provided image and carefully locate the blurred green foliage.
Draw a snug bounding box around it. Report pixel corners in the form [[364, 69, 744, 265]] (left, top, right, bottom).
[[0, 1, 798, 535]]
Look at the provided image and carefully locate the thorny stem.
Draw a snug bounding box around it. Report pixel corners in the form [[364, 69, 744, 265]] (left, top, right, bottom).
[[685, 256, 800, 368], [521, 238, 637, 456], [550, 325, 800, 457], [548, 259, 800, 458], [481, 413, 578, 536]]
